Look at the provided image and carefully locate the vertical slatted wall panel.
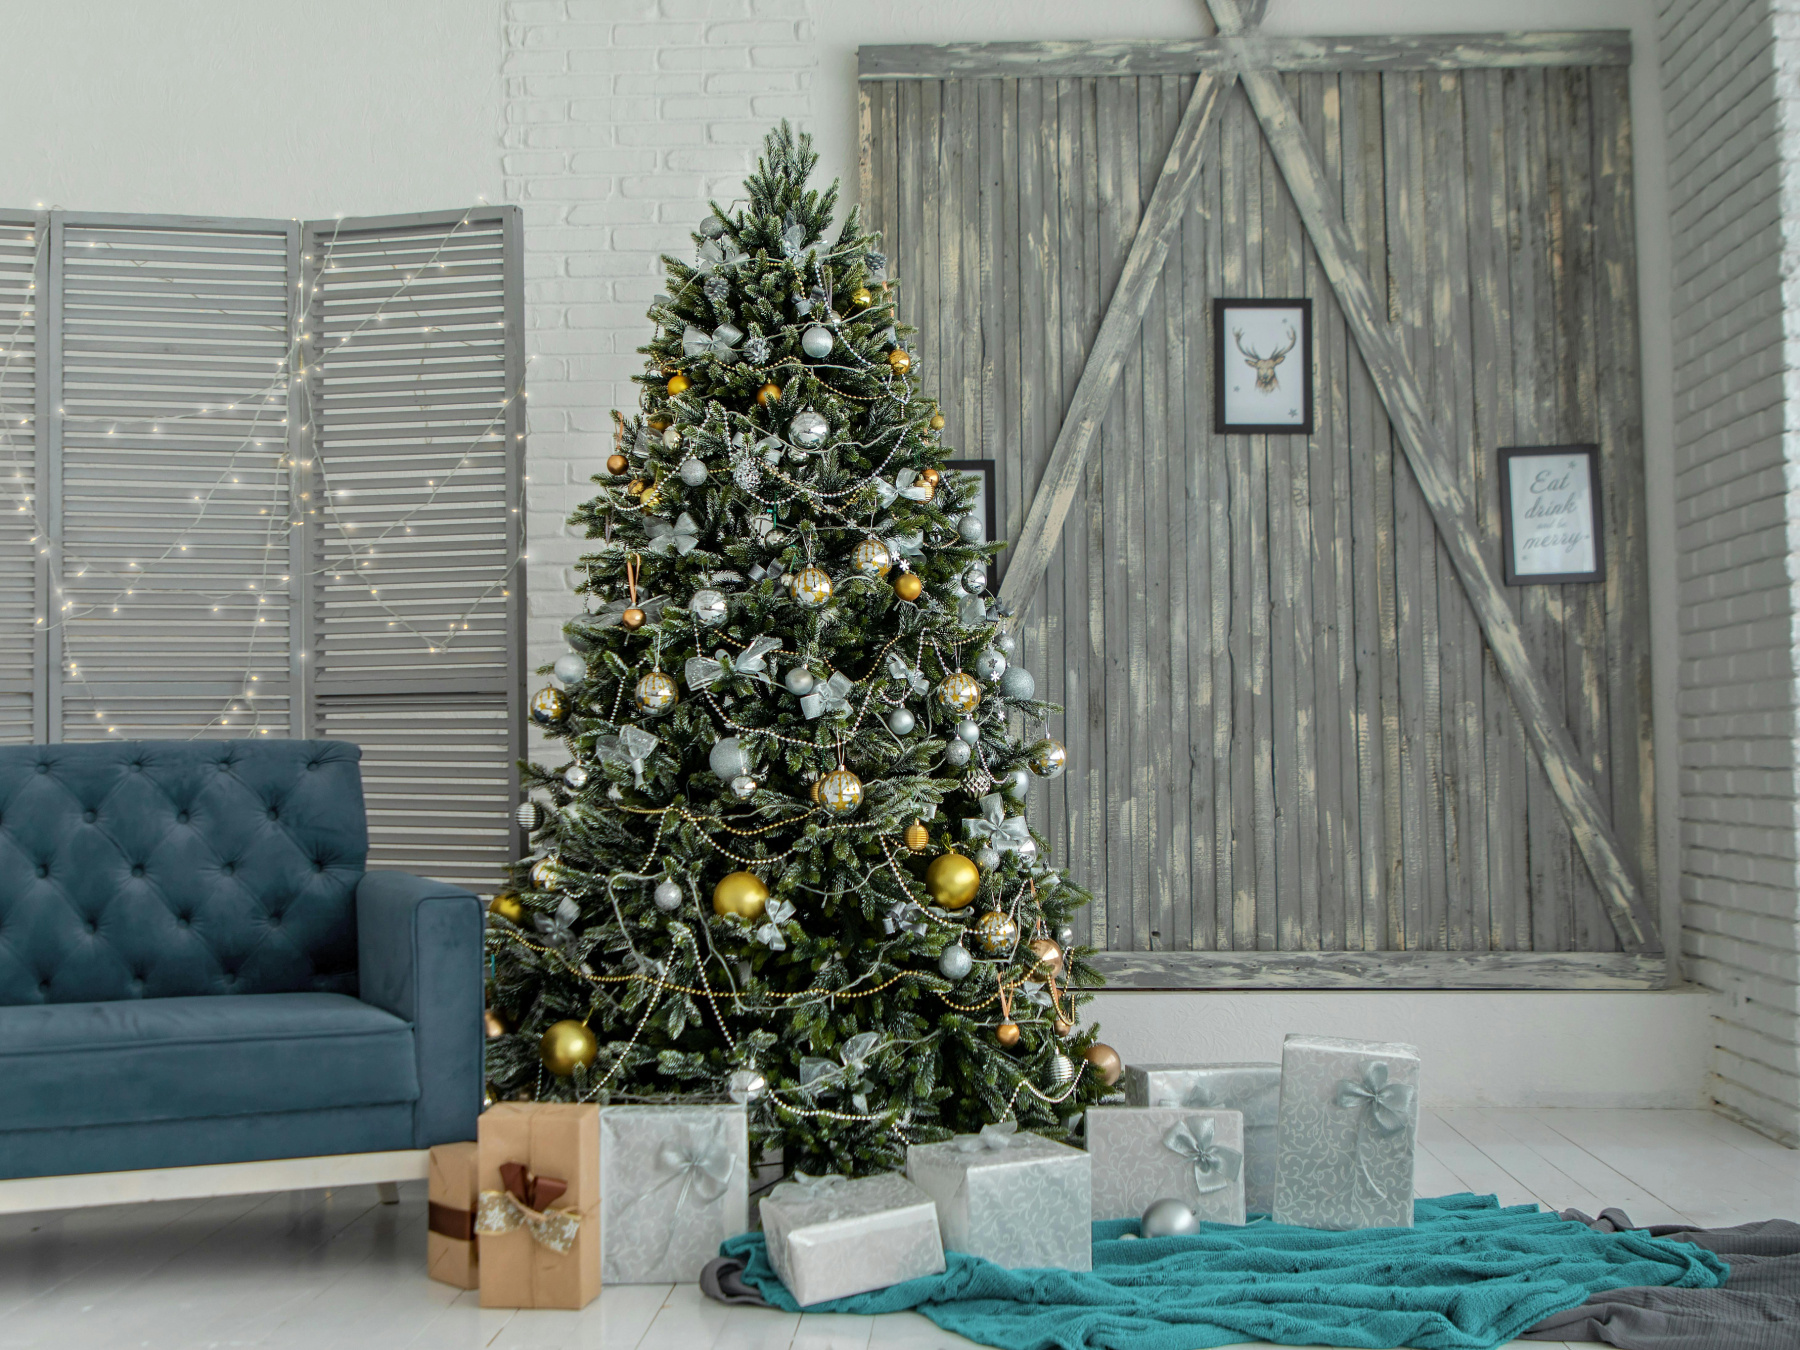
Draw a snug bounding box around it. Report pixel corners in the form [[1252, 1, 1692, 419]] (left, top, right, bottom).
[[0, 215, 39, 741], [304, 209, 524, 894], [54, 216, 296, 740], [864, 68, 1652, 966]]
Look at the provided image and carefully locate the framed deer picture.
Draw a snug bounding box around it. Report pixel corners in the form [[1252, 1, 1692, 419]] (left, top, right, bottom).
[[1214, 298, 1313, 434]]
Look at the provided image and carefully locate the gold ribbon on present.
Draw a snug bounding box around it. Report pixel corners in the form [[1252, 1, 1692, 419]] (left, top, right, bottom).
[[474, 1162, 583, 1255]]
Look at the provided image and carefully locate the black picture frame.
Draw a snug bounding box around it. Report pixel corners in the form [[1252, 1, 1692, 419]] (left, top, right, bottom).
[[1497, 444, 1605, 586], [1213, 297, 1314, 434], [945, 459, 999, 590]]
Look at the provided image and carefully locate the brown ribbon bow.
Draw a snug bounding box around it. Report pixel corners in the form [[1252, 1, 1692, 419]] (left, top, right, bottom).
[[500, 1162, 567, 1212], [476, 1161, 584, 1255]]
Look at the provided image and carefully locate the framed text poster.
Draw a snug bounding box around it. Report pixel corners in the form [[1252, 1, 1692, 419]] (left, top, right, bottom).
[[1498, 444, 1604, 585]]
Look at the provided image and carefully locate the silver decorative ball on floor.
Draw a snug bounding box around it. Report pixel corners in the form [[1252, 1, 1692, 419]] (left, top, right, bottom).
[[998, 666, 1036, 700], [955, 718, 982, 746], [994, 631, 1016, 655], [678, 455, 708, 486], [800, 324, 834, 359], [1141, 1198, 1201, 1239], [943, 738, 972, 767], [552, 653, 586, 686], [690, 588, 728, 625], [698, 214, 727, 239], [563, 763, 589, 789], [957, 512, 985, 543], [727, 1067, 767, 1104], [783, 666, 816, 696], [653, 879, 684, 912], [973, 647, 1007, 681], [888, 707, 916, 735], [789, 410, 830, 448], [709, 736, 749, 780], [938, 943, 972, 979], [730, 774, 758, 800]]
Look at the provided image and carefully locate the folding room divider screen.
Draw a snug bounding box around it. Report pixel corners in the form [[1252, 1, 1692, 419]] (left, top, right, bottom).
[[0, 206, 525, 893]]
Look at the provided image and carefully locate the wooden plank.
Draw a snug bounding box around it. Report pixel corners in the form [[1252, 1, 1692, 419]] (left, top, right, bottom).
[[1224, 38, 1661, 952], [1244, 95, 1277, 954], [1158, 74, 1191, 953], [1089, 949, 1666, 990], [995, 68, 1236, 622], [857, 32, 1633, 79], [1203, 95, 1234, 952]]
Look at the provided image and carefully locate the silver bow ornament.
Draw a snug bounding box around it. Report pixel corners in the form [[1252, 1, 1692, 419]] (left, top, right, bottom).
[[873, 516, 924, 557], [883, 899, 927, 938], [1334, 1060, 1416, 1198], [964, 794, 1032, 855], [959, 594, 991, 626], [953, 1120, 1020, 1153], [685, 636, 781, 692], [695, 238, 745, 273], [533, 895, 581, 951], [594, 725, 660, 787], [798, 1031, 881, 1111], [793, 283, 831, 317], [1163, 1116, 1243, 1197], [875, 469, 934, 508], [646, 513, 701, 556], [682, 322, 743, 364], [754, 898, 796, 951], [780, 221, 821, 264], [886, 652, 929, 697], [799, 670, 855, 720], [597, 593, 667, 627]]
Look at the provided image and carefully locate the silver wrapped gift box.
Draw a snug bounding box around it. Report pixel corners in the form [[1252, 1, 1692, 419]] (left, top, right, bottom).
[[597, 1104, 750, 1284], [1086, 1106, 1246, 1226], [759, 1171, 947, 1307], [905, 1122, 1093, 1271], [1122, 1062, 1281, 1215], [1273, 1034, 1420, 1231]]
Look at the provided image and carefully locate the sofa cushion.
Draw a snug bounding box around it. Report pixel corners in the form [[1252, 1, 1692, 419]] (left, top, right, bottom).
[[0, 740, 368, 1005], [0, 992, 419, 1133]]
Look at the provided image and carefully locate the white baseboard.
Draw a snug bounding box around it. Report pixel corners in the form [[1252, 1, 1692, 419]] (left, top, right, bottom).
[[0, 1148, 431, 1216]]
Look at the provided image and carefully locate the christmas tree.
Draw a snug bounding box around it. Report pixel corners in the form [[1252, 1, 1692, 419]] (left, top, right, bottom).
[[484, 124, 1115, 1175]]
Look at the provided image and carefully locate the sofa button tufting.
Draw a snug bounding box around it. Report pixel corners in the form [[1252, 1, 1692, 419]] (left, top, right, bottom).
[[222, 863, 235, 876], [83, 810, 95, 823], [87, 919, 97, 933], [35, 763, 47, 774], [267, 808, 278, 820], [131, 865, 144, 877], [177, 811, 189, 824], [35, 864, 47, 878], [176, 915, 190, 927], [313, 861, 325, 872], [218, 762, 230, 772]]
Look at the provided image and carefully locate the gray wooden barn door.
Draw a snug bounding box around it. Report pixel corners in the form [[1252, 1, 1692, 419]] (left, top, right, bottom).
[[861, 67, 1653, 984]]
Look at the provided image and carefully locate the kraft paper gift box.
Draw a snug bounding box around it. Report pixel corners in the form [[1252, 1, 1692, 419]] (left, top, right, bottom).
[[598, 1104, 749, 1285], [905, 1122, 1093, 1271], [475, 1102, 601, 1309], [1123, 1062, 1282, 1215], [759, 1172, 946, 1307], [1085, 1106, 1246, 1226], [1273, 1034, 1420, 1231], [427, 1141, 480, 1289]]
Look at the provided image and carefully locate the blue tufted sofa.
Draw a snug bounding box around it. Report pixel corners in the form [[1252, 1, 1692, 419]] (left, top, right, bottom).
[[0, 739, 483, 1183]]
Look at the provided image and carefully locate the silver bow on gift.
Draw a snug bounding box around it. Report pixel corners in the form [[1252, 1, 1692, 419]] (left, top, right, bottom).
[[754, 898, 796, 950], [953, 1120, 1019, 1153], [1334, 1060, 1416, 1199], [875, 469, 934, 508], [594, 725, 660, 787], [964, 794, 1032, 855], [682, 322, 744, 364], [771, 1171, 854, 1219], [616, 1118, 740, 1268], [685, 636, 781, 692], [886, 653, 930, 697], [646, 513, 701, 556], [799, 670, 855, 720], [695, 238, 745, 273], [1163, 1116, 1243, 1197]]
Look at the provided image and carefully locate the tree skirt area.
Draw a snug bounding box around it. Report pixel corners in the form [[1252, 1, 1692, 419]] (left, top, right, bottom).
[[715, 1194, 1726, 1350]]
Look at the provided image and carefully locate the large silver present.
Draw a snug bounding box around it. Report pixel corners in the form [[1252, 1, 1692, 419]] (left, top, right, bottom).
[[1122, 1062, 1281, 1215], [905, 1122, 1093, 1271], [1273, 1034, 1419, 1231], [1086, 1106, 1246, 1226], [760, 1172, 946, 1307], [597, 1104, 749, 1284]]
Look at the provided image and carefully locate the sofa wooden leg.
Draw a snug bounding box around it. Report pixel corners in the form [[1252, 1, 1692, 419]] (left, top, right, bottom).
[[377, 1181, 400, 1205]]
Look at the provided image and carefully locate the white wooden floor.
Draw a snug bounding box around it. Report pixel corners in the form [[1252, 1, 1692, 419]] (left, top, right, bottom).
[[1, 1110, 1795, 1350]]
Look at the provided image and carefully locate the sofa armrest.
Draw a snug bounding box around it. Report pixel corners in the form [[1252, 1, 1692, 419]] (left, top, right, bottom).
[[356, 870, 483, 1147]]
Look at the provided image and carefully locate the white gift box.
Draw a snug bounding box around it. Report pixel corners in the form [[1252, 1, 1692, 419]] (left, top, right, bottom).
[[759, 1172, 947, 1307], [1122, 1062, 1281, 1215], [1273, 1034, 1420, 1231], [1086, 1106, 1246, 1225], [905, 1123, 1093, 1270], [597, 1104, 750, 1284]]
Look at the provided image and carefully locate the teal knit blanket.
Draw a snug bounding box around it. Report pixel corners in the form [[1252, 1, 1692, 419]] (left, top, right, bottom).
[[720, 1193, 1726, 1350]]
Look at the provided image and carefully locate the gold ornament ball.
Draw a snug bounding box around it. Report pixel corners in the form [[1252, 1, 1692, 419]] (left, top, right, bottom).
[[809, 776, 825, 805], [922, 467, 941, 486], [484, 1008, 507, 1040], [1083, 1041, 1124, 1087], [894, 572, 923, 602], [1054, 1015, 1074, 1037], [539, 1020, 599, 1077], [851, 286, 872, 307], [888, 349, 912, 374], [925, 851, 980, 909], [930, 412, 946, 430], [791, 565, 833, 607], [904, 820, 930, 852], [851, 537, 893, 578], [818, 767, 864, 817], [995, 1020, 1022, 1048], [1027, 937, 1064, 980], [488, 892, 526, 925], [712, 870, 770, 921], [621, 606, 647, 631], [529, 686, 569, 725], [634, 670, 678, 715], [606, 453, 628, 476], [667, 371, 691, 396], [975, 909, 1020, 956], [757, 381, 782, 406], [935, 671, 982, 714]]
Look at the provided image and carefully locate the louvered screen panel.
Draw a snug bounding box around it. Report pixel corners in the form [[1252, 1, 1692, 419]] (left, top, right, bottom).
[[54, 216, 296, 740], [305, 208, 524, 893], [0, 215, 39, 742]]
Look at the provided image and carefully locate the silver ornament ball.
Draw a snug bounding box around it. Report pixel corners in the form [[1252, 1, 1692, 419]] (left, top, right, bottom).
[[709, 736, 749, 780], [662, 425, 682, 447], [1004, 767, 1032, 801], [998, 666, 1037, 700], [653, 880, 684, 912], [800, 324, 834, 359], [994, 631, 1017, 656], [689, 588, 728, 626], [973, 647, 1008, 682], [730, 774, 758, 800], [678, 455, 708, 486], [698, 214, 727, 239], [1057, 924, 1076, 948], [957, 512, 985, 543], [727, 1067, 767, 1104], [789, 410, 830, 448], [974, 847, 1001, 872], [938, 943, 973, 979], [888, 708, 916, 735], [516, 801, 545, 831], [955, 718, 982, 745], [1047, 1052, 1077, 1089], [783, 666, 816, 696], [552, 653, 586, 686], [964, 564, 988, 592], [1140, 1198, 1202, 1239], [563, 763, 589, 789], [943, 738, 973, 767]]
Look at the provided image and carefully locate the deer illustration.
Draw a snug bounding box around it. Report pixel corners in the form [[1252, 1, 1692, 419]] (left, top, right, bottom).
[[1234, 324, 1298, 393]]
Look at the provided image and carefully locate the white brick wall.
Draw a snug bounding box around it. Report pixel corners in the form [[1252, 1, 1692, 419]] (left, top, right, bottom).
[[1662, 0, 1800, 1145], [500, 0, 815, 681]]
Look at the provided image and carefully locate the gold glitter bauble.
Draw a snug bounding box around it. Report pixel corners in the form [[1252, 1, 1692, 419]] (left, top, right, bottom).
[[488, 892, 526, 925], [995, 1020, 1021, 1048], [529, 686, 568, 725], [935, 672, 982, 714], [484, 1008, 507, 1040], [791, 565, 833, 607], [711, 870, 770, 921], [606, 453, 628, 475], [904, 820, 930, 852], [975, 909, 1020, 956], [634, 670, 678, 715], [539, 1020, 598, 1077], [888, 349, 911, 373], [667, 371, 691, 396], [851, 287, 872, 307], [1027, 937, 1064, 980], [757, 382, 782, 405], [621, 607, 647, 631], [925, 851, 980, 910], [851, 537, 893, 577], [930, 413, 946, 430], [894, 573, 923, 602], [818, 767, 863, 816], [1083, 1041, 1123, 1087]]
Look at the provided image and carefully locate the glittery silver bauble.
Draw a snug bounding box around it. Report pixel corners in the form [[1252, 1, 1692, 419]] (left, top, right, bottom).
[[727, 1067, 767, 1104], [1047, 1052, 1078, 1089], [964, 564, 988, 592], [1030, 739, 1068, 779], [516, 801, 545, 831], [662, 426, 682, 447], [1141, 1198, 1201, 1239], [1057, 924, 1076, 948], [552, 653, 586, 686], [800, 324, 834, 359], [973, 647, 1007, 682], [689, 588, 728, 625], [709, 736, 749, 780], [938, 943, 973, 979], [732, 454, 761, 491], [998, 666, 1036, 700], [783, 666, 816, 696], [564, 763, 589, 789], [530, 686, 568, 725], [1004, 767, 1032, 801], [789, 410, 830, 448], [955, 718, 981, 745], [678, 455, 708, 486], [994, 631, 1016, 655], [888, 707, 916, 735], [730, 774, 758, 800], [653, 879, 684, 911], [943, 737, 972, 767], [957, 511, 985, 543], [974, 847, 1000, 872], [698, 214, 726, 239]]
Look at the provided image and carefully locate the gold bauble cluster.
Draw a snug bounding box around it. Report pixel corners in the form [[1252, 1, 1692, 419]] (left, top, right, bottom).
[[667, 371, 691, 396], [488, 892, 526, 925]]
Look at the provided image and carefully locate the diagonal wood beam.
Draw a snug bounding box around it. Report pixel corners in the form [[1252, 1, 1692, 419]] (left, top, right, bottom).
[[1205, 0, 1660, 952]]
